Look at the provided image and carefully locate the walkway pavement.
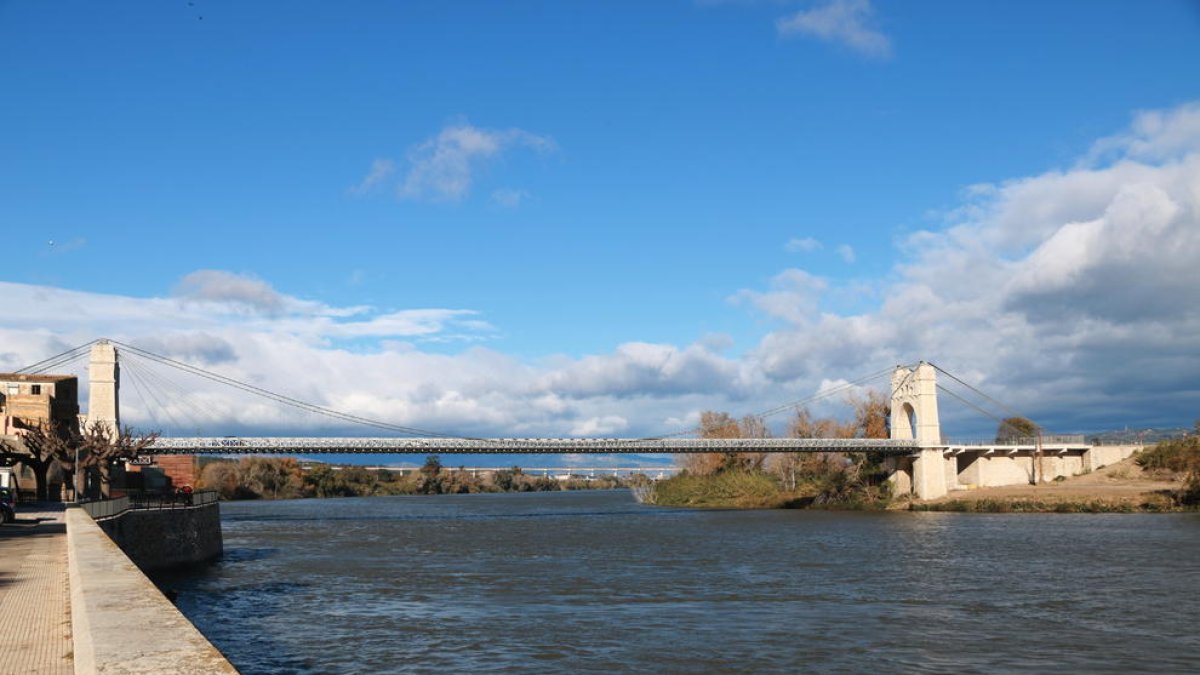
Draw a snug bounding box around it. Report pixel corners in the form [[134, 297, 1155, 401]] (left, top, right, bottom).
[[0, 503, 73, 675]]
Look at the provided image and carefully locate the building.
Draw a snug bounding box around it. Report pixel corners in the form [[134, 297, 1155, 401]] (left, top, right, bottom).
[[0, 373, 80, 434], [0, 373, 80, 500]]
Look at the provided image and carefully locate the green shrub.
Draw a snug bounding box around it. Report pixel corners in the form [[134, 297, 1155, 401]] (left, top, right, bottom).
[[1136, 437, 1200, 473]]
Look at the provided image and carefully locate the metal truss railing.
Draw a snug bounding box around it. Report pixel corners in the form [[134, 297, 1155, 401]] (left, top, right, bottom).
[[148, 436, 922, 455], [944, 435, 1087, 446]]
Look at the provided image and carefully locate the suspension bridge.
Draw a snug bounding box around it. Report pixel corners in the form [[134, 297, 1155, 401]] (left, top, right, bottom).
[[4, 339, 1136, 499]]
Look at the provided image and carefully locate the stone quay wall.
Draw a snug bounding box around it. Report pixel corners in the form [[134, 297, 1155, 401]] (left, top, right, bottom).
[[65, 508, 239, 674], [93, 500, 224, 572]]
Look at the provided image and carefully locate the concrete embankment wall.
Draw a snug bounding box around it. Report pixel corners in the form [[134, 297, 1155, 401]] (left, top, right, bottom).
[[66, 508, 239, 674], [893, 445, 1147, 499], [1084, 445, 1143, 471], [94, 503, 223, 572], [955, 445, 1143, 490]]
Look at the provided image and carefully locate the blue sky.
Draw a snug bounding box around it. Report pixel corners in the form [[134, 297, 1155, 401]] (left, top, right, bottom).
[[2, 0, 1199, 455]]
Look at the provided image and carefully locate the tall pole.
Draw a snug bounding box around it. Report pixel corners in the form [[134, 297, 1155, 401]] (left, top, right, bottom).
[[1035, 428, 1044, 485]]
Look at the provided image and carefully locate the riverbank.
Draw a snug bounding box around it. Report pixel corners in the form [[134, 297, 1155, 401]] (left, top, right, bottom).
[[908, 455, 1188, 512]]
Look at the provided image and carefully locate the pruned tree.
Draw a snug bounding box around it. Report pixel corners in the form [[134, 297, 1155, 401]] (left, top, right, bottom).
[[53, 421, 159, 499], [0, 421, 71, 501]]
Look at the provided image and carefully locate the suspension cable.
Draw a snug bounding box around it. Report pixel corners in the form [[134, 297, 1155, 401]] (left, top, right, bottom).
[[935, 384, 1007, 428], [121, 354, 191, 433], [121, 351, 229, 433], [109, 339, 480, 440], [929, 362, 1041, 429], [16, 340, 96, 374]]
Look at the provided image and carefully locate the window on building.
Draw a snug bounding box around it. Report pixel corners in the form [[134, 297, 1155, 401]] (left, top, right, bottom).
[[31, 385, 42, 395], [5, 384, 17, 396]]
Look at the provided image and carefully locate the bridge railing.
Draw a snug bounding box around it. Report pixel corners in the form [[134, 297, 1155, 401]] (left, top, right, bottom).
[[942, 435, 1087, 446], [78, 490, 219, 520], [147, 436, 923, 454]]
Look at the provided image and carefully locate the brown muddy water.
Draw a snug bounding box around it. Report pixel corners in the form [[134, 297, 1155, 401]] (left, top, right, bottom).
[[161, 490, 1200, 673]]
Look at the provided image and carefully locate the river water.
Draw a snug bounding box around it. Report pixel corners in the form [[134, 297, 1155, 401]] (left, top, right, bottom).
[[163, 490, 1200, 673]]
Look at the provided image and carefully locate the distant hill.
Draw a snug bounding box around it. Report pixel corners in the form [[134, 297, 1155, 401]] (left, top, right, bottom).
[[1085, 427, 1191, 445]]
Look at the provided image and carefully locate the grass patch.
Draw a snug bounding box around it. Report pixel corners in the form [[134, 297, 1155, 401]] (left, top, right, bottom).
[[649, 469, 894, 510], [913, 494, 1180, 513], [651, 470, 786, 508]]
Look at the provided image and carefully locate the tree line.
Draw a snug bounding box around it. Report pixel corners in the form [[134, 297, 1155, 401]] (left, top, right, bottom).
[[197, 454, 634, 500]]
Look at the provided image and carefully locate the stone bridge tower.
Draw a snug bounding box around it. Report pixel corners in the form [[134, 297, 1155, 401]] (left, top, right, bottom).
[[890, 362, 940, 444], [888, 362, 949, 500], [88, 340, 120, 436]]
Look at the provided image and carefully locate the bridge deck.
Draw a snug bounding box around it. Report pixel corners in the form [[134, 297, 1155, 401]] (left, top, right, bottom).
[[148, 437, 922, 455]]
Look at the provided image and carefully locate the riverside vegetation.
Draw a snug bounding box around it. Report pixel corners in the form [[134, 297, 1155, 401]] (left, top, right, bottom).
[[197, 455, 636, 501], [643, 392, 895, 510], [1133, 424, 1200, 507], [647, 402, 1200, 512]]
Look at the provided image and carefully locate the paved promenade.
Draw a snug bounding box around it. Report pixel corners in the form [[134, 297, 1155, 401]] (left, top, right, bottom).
[[0, 504, 73, 675]]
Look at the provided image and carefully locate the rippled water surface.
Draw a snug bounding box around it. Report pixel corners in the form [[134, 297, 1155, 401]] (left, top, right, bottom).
[[164, 491, 1200, 673]]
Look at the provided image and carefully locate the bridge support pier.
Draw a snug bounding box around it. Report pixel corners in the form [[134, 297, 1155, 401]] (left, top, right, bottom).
[[883, 455, 912, 496], [912, 449, 949, 501]]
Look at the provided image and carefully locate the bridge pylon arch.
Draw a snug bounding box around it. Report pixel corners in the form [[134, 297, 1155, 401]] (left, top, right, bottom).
[[889, 362, 941, 444], [886, 362, 950, 500]]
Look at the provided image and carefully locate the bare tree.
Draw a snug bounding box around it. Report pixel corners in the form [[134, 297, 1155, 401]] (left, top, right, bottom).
[[0, 421, 70, 501], [676, 411, 769, 476], [53, 421, 159, 499]]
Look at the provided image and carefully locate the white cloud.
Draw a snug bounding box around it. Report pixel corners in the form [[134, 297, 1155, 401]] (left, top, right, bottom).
[[491, 188, 530, 208], [785, 237, 823, 252], [349, 158, 396, 195], [175, 270, 288, 315], [836, 244, 856, 263], [570, 416, 629, 436], [1085, 102, 1200, 165], [777, 0, 892, 59], [731, 268, 827, 324], [357, 122, 557, 202], [44, 237, 88, 255]]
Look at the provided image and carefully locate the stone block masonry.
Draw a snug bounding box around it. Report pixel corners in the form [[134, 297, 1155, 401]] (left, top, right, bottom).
[[95, 500, 223, 572]]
